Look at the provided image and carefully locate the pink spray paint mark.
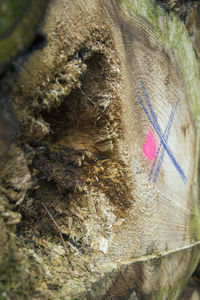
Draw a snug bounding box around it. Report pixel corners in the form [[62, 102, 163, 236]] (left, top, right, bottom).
[[143, 130, 157, 161]]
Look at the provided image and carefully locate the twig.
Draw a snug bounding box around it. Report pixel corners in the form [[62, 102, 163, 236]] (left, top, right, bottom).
[[41, 202, 69, 257]]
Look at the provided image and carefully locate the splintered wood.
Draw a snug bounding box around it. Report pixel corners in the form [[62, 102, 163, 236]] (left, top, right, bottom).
[[1, 0, 199, 299]]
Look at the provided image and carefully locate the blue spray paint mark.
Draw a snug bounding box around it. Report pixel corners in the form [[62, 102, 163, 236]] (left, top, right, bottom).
[[137, 84, 186, 183], [148, 100, 178, 182], [152, 100, 179, 182]]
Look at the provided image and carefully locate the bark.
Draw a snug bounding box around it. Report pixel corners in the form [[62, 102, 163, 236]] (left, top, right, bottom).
[[0, 0, 200, 299]]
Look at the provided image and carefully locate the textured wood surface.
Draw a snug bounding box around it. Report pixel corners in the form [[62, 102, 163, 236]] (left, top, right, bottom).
[[0, 0, 200, 299]]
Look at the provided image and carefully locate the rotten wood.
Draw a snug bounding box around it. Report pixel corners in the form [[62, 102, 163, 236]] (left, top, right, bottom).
[[0, 0, 200, 299]]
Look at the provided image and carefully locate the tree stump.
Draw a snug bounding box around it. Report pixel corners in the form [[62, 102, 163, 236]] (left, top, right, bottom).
[[0, 0, 200, 299]]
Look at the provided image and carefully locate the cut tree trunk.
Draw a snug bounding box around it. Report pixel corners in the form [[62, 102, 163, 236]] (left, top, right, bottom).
[[0, 0, 200, 299]]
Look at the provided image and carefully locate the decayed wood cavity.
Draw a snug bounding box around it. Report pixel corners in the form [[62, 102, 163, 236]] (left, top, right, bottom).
[[1, 0, 198, 299]]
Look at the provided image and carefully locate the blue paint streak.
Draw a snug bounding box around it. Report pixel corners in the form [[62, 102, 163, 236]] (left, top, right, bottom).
[[152, 100, 178, 182], [142, 83, 165, 181], [149, 99, 178, 182], [141, 83, 161, 133], [149, 122, 169, 181], [137, 88, 187, 183], [142, 84, 179, 182]]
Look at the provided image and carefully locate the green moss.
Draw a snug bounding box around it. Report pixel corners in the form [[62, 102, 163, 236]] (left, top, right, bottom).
[[0, 252, 36, 300], [0, 0, 49, 71], [150, 247, 200, 299], [187, 245, 200, 275], [190, 203, 200, 241], [152, 279, 183, 300]]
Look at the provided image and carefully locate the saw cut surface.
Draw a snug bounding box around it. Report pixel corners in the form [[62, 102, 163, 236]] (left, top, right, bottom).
[[105, 2, 198, 260], [6, 0, 199, 299]]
